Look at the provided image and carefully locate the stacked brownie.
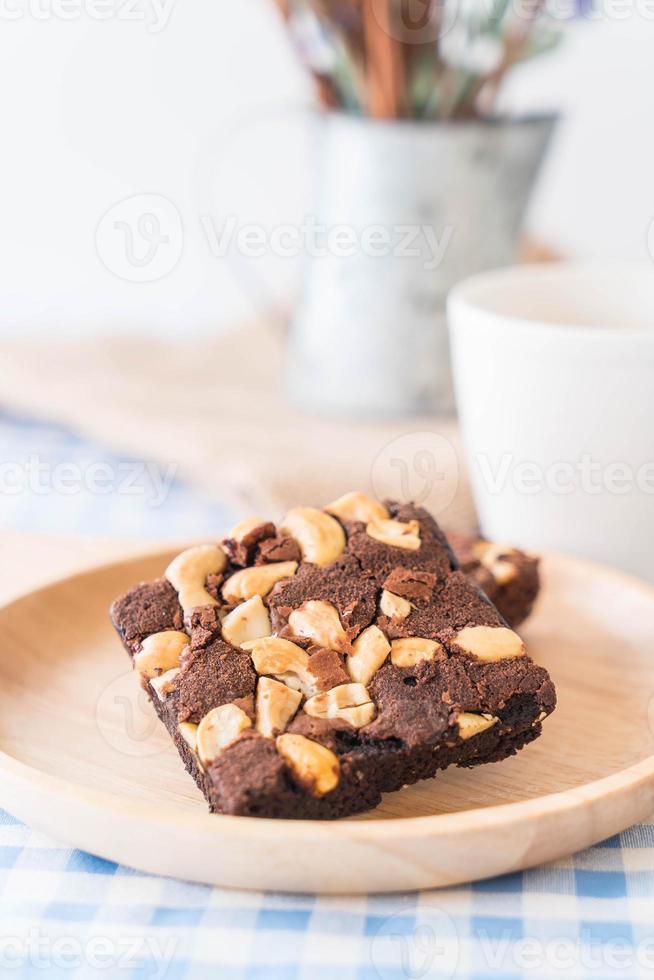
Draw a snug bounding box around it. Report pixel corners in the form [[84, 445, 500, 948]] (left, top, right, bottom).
[[448, 532, 540, 628], [110, 492, 555, 819]]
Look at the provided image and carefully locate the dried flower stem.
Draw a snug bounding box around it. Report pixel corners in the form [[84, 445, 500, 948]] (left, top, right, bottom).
[[361, 0, 405, 118], [273, 0, 559, 119]]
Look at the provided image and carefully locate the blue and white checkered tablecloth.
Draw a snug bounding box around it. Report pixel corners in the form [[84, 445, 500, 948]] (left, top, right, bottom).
[[1, 410, 653, 980]]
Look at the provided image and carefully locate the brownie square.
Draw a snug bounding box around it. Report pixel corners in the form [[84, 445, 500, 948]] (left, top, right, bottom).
[[110, 492, 555, 819]]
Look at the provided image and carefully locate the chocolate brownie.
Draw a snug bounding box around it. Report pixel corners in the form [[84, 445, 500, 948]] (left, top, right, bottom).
[[110, 492, 555, 819], [448, 532, 540, 628]]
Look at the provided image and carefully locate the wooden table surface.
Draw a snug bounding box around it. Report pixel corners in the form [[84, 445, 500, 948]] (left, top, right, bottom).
[[0, 529, 144, 604]]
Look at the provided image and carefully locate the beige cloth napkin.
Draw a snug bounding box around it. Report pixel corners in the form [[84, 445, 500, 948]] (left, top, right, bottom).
[[0, 322, 476, 530]]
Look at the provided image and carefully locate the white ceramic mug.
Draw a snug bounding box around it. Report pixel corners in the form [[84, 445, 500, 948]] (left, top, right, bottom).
[[448, 263, 654, 582]]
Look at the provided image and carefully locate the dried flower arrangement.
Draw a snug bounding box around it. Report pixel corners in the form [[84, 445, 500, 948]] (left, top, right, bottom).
[[273, 0, 560, 119]]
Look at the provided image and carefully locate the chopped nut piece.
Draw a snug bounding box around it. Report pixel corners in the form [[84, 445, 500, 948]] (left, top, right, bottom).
[[134, 630, 189, 678], [457, 712, 498, 741], [222, 561, 298, 604], [347, 625, 390, 685], [178, 721, 199, 752], [276, 733, 340, 797], [390, 637, 442, 668], [150, 666, 181, 700], [498, 561, 518, 585], [489, 562, 518, 586], [255, 677, 301, 738], [197, 703, 252, 766], [221, 595, 271, 649], [366, 518, 421, 551], [452, 625, 525, 662], [473, 541, 519, 586], [165, 544, 227, 613], [280, 507, 345, 566], [380, 589, 412, 620], [304, 683, 375, 728], [246, 636, 317, 697], [228, 517, 270, 541], [472, 540, 499, 560], [288, 600, 349, 653], [325, 490, 389, 524]]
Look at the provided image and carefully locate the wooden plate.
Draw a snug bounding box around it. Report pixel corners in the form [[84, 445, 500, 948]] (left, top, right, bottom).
[[0, 547, 653, 894]]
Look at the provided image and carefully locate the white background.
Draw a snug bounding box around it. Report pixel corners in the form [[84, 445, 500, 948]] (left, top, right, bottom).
[[1, 2, 653, 337]]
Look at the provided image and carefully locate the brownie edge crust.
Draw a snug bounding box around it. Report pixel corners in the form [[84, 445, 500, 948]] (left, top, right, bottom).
[[110, 492, 555, 819]]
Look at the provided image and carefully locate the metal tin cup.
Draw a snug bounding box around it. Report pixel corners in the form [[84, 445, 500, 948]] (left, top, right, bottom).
[[287, 112, 555, 417]]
